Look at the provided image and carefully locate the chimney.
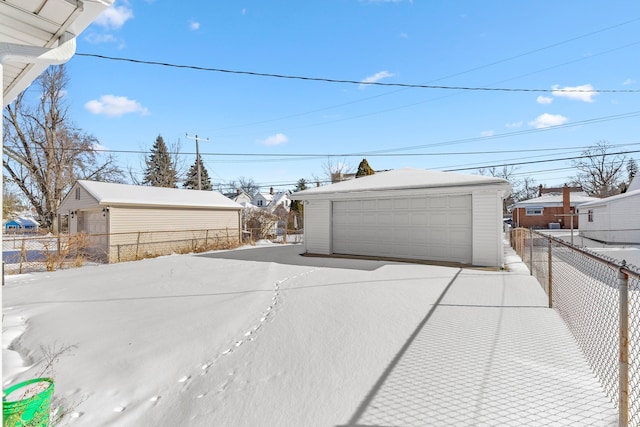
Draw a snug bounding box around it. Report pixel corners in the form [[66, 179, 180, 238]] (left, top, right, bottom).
[[270, 187, 274, 195], [236, 189, 241, 195], [316, 181, 320, 187], [538, 184, 543, 197]]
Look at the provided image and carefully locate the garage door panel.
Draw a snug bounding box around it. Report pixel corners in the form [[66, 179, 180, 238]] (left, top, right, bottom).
[[449, 213, 469, 226], [332, 195, 471, 263]]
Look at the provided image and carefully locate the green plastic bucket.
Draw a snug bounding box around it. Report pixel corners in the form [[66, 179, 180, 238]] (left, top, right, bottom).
[[3, 378, 54, 427]]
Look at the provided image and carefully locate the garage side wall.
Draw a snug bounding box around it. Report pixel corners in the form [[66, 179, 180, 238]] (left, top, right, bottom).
[[472, 191, 504, 267], [108, 206, 241, 262], [303, 200, 331, 254]]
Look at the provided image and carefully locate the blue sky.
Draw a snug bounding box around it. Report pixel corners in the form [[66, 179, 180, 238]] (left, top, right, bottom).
[[55, 0, 640, 192]]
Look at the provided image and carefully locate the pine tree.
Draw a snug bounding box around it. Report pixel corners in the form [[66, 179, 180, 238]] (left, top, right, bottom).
[[183, 154, 212, 190], [290, 178, 308, 227], [143, 135, 178, 188], [356, 158, 375, 178]]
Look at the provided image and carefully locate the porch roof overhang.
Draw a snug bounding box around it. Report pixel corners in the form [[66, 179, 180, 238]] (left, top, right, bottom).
[[1, 0, 114, 107]]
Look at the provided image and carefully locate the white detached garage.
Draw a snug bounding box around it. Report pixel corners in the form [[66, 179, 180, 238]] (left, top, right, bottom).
[[290, 169, 510, 267]]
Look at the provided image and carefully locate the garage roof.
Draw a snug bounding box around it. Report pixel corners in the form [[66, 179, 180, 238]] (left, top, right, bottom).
[[69, 180, 242, 210], [291, 168, 509, 199], [1, 0, 113, 106]]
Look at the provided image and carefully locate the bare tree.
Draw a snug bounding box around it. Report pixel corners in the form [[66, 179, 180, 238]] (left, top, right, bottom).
[[3, 65, 124, 231], [322, 157, 352, 183], [571, 141, 626, 197], [227, 176, 259, 198], [477, 165, 536, 212]]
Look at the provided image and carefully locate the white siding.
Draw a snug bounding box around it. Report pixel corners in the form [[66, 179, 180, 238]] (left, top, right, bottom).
[[59, 184, 100, 211], [304, 200, 332, 254], [580, 194, 640, 244], [472, 191, 504, 267]]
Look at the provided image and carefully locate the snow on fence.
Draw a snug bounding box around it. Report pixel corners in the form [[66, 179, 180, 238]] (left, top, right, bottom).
[[511, 228, 640, 427]]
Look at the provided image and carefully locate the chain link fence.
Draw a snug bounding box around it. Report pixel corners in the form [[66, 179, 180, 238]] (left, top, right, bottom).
[[511, 228, 639, 426], [3, 227, 304, 275]]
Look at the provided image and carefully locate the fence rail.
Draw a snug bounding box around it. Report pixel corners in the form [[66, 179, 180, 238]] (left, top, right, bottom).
[[511, 228, 639, 426], [2, 228, 304, 275]]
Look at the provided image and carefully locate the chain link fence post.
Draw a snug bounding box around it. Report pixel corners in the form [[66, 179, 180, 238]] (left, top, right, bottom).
[[529, 228, 533, 276], [548, 238, 553, 309], [618, 262, 629, 427]]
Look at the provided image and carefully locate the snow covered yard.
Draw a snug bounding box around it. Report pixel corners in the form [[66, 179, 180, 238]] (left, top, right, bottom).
[[2, 243, 617, 426]]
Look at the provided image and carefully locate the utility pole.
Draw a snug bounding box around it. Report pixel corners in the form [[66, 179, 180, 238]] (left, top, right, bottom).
[[185, 133, 209, 190]]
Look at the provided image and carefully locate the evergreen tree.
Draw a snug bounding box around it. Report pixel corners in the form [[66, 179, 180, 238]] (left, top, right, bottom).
[[143, 135, 178, 188], [627, 158, 638, 182], [356, 158, 375, 178], [183, 154, 212, 190], [290, 178, 308, 227]]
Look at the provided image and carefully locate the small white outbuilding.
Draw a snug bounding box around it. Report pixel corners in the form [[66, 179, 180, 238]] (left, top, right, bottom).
[[577, 177, 640, 245], [58, 180, 242, 262], [290, 168, 510, 267]]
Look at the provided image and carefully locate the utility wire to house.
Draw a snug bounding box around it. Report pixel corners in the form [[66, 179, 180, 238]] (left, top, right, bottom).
[[76, 52, 640, 94]]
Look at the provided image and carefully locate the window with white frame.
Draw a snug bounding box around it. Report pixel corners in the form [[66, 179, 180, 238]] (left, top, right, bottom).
[[525, 207, 543, 216]]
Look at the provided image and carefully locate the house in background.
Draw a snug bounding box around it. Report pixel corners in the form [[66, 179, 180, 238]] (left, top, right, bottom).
[[224, 190, 253, 205], [512, 185, 599, 230], [4, 217, 39, 234], [577, 177, 640, 245], [291, 168, 510, 268], [252, 187, 291, 211], [58, 180, 242, 262]]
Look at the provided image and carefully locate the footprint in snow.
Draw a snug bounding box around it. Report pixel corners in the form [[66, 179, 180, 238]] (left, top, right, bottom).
[[113, 406, 126, 413], [178, 376, 190, 383]]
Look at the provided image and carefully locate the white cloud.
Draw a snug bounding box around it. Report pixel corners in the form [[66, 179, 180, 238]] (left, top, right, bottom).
[[94, 3, 134, 30], [84, 33, 117, 44], [360, 71, 394, 89], [84, 95, 149, 117], [537, 96, 553, 105], [551, 84, 596, 103], [528, 113, 568, 129], [481, 130, 494, 137], [189, 21, 200, 31], [623, 78, 636, 86], [261, 133, 288, 146], [505, 121, 523, 128], [93, 143, 109, 152]]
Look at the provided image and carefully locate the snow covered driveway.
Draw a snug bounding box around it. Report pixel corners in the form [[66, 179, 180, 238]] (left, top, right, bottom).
[[2, 244, 616, 426]]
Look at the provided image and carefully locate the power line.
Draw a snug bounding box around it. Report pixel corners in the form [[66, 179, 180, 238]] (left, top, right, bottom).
[[204, 18, 640, 133], [75, 53, 640, 94]]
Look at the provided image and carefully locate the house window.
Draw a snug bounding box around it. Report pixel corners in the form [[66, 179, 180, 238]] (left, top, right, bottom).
[[525, 207, 543, 216], [75, 188, 81, 200], [588, 210, 593, 222], [257, 200, 263, 207]]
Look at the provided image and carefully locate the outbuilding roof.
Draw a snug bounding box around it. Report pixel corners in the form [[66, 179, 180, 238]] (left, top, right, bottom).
[[513, 192, 599, 208], [290, 168, 509, 199], [67, 180, 242, 210], [577, 188, 640, 208]]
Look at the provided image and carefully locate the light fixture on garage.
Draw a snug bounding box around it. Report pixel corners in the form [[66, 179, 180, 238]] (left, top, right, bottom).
[[70, 210, 76, 219], [102, 207, 109, 217]]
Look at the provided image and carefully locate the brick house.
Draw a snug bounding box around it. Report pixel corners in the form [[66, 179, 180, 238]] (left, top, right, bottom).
[[512, 185, 600, 229]]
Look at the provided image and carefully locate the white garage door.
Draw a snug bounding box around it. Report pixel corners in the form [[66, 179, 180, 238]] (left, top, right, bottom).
[[332, 195, 472, 263]]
